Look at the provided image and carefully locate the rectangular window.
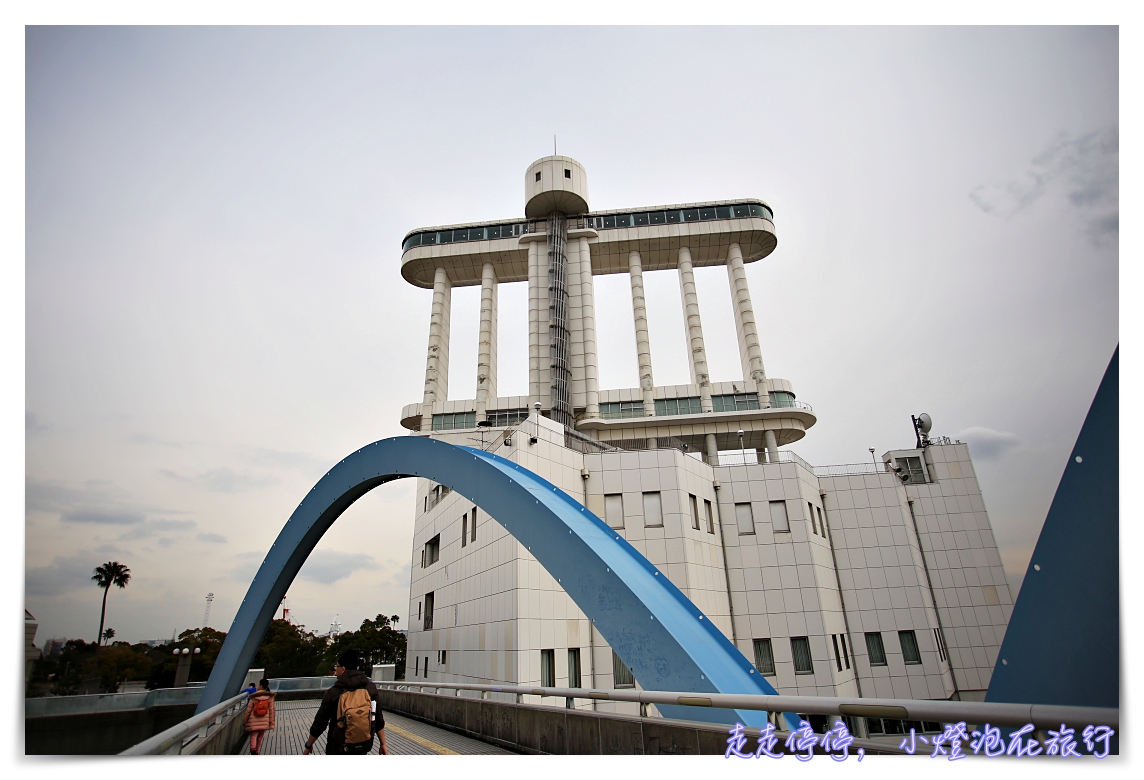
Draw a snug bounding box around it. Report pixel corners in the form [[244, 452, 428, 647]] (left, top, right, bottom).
[[643, 492, 663, 527], [415, 657, 419, 677], [817, 506, 826, 536], [753, 638, 775, 676], [471, 507, 477, 542], [865, 632, 887, 666], [420, 548, 426, 569], [704, 500, 715, 534], [791, 636, 814, 674], [832, 634, 843, 672], [934, 628, 947, 662], [715, 206, 733, 219], [425, 534, 440, 566], [424, 657, 429, 678], [808, 502, 817, 536], [666, 210, 682, 223], [711, 393, 762, 413], [769, 500, 790, 533], [895, 456, 927, 483], [417, 601, 422, 621], [462, 512, 468, 548], [536, 171, 542, 181], [439, 649, 447, 665], [599, 401, 645, 419], [733, 204, 750, 218], [568, 648, 582, 689], [605, 494, 625, 529], [689, 494, 701, 530], [540, 649, 555, 687], [735, 502, 755, 535], [564, 168, 571, 179], [423, 592, 435, 631], [612, 650, 635, 687], [699, 206, 717, 221], [899, 630, 922, 665], [649, 211, 666, 224], [840, 634, 850, 669], [602, 215, 616, 229], [487, 225, 500, 239], [634, 212, 649, 226], [654, 397, 702, 416]]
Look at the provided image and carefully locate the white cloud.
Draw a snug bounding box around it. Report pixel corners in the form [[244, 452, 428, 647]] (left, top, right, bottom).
[[297, 550, 381, 585], [956, 427, 1023, 461]]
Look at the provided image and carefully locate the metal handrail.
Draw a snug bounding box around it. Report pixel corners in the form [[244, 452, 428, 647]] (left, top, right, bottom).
[[119, 692, 246, 755], [376, 681, 1117, 730]]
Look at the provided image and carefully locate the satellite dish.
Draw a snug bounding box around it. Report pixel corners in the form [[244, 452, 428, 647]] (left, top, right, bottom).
[[917, 413, 932, 435]]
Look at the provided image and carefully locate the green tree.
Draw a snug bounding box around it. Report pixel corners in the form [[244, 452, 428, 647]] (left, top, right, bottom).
[[101, 628, 116, 645], [253, 620, 329, 679], [320, 614, 407, 678], [91, 561, 131, 651], [97, 644, 153, 691]]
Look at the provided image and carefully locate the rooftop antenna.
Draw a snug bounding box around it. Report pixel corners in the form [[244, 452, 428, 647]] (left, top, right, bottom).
[[554, 134, 557, 156]]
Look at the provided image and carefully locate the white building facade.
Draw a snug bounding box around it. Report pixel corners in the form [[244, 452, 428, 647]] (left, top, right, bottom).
[[399, 157, 1012, 736]]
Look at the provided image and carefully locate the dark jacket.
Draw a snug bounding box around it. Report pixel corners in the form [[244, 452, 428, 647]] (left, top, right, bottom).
[[308, 670, 384, 751]]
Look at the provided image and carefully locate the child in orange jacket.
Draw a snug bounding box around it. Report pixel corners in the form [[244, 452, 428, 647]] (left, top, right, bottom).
[[243, 679, 276, 755]]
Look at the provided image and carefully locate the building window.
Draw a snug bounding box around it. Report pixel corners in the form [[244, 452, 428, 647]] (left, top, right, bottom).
[[604, 494, 625, 529], [807, 502, 817, 536], [769, 500, 789, 533], [865, 718, 943, 736], [642, 492, 663, 527], [414, 656, 419, 677], [424, 657, 429, 678], [832, 635, 843, 672], [840, 634, 850, 669], [536, 171, 542, 182], [817, 506, 826, 536], [424, 535, 440, 566], [689, 494, 701, 530], [568, 648, 582, 689], [417, 601, 422, 621], [540, 649, 555, 688], [438, 650, 447, 665], [654, 397, 703, 416], [599, 401, 645, 419], [865, 632, 887, 666], [704, 500, 715, 534], [753, 638, 776, 676], [895, 456, 927, 483], [933, 628, 948, 662], [735, 502, 755, 535], [432, 412, 476, 431], [711, 393, 761, 413], [564, 169, 571, 179], [612, 651, 635, 687], [462, 512, 468, 548], [471, 507, 477, 542], [423, 592, 435, 631], [768, 391, 797, 408], [791, 637, 814, 674], [899, 630, 922, 665], [486, 409, 529, 427]]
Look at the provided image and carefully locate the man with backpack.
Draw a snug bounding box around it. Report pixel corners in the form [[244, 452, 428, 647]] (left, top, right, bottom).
[[303, 649, 388, 755]]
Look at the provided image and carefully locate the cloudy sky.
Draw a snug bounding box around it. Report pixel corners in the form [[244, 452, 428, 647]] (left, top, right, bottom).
[[25, 26, 1117, 645]]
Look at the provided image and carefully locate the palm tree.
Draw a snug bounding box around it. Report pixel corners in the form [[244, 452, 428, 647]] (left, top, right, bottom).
[[92, 561, 131, 651]]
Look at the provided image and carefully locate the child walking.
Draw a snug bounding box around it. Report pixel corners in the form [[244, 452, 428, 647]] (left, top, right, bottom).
[[243, 679, 276, 755]]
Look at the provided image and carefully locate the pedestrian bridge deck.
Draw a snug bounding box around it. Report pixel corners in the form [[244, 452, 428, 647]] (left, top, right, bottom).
[[238, 699, 513, 755]]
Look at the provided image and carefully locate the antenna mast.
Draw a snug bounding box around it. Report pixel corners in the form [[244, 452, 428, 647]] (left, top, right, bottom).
[[203, 592, 215, 627]]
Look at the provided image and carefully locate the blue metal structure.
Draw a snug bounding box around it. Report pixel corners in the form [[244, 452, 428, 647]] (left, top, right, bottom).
[[987, 347, 1119, 709], [198, 436, 797, 728]]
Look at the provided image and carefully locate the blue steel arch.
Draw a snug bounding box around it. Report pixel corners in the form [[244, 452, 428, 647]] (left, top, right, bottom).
[[198, 436, 796, 727]]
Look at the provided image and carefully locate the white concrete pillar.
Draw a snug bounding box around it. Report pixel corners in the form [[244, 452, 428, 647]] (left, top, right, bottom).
[[764, 430, 779, 463], [420, 266, 452, 432], [628, 250, 656, 416], [528, 241, 548, 411], [705, 433, 719, 466], [577, 237, 600, 419], [475, 262, 498, 422], [726, 243, 769, 405], [677, 247, 714, 413]]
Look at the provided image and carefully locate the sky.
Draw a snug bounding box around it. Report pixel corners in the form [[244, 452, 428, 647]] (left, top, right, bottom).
[[24, 26, 1118, 646]]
